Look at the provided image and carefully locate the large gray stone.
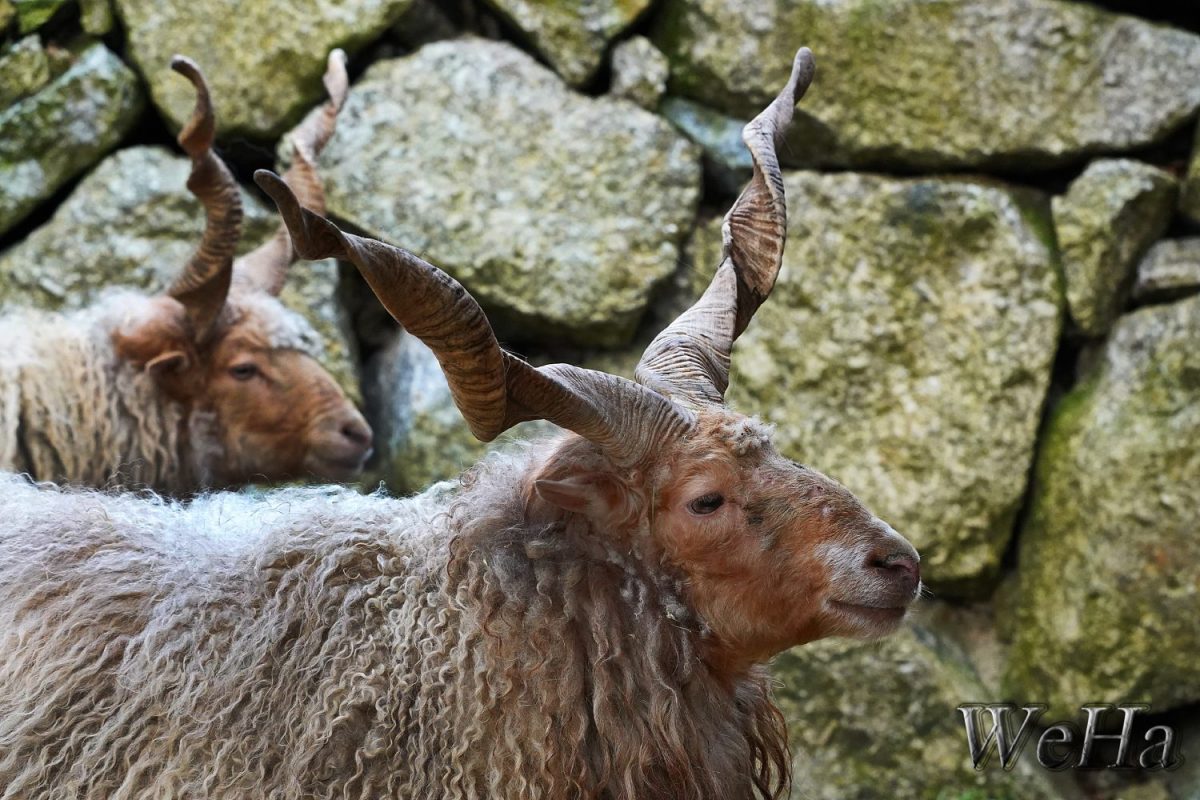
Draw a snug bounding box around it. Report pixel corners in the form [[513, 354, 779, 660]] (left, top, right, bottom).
[[1003, 294, 1200, 718], [482, 0, 653, 87], [691, 172, 1062, 594], [322, 39, 701, 348], [654, 0, 1200, 170], [0, 42, 141, 237], [609, 35, 668, 110], [775, 623, 1068, 800], [660, 96, 753, 196], [113, 0, 413, 139], [0, 146, 359, 399], [1053, 159, 1177, 337], [1132, 239, 1200, 305], [363, 331, 556, 494]]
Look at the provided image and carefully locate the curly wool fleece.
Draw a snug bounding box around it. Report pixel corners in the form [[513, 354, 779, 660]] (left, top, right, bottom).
[[0, 442, 787, 800]]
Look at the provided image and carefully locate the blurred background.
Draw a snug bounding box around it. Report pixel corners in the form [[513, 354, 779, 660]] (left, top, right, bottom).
[[2, 0, 1199, 797]]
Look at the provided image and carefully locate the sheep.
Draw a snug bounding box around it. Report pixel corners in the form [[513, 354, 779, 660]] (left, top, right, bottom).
[[0, 52, 372, 494], [0, 48, 921, 800]]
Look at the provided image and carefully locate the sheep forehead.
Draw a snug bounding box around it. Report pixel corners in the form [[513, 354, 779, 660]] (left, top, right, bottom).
[[224, 292, 324, 358]]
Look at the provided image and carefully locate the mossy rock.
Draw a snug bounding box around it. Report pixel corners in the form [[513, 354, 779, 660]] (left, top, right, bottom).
[[1053, 159, 1177, 337], [691, 172, 1062, 594], [481, 0, 654, 87], [321, 39, 701, 348], [653, 0, 1200, 170], [113, 0, 413, 139], [1133, 239, 1200, 305], [1003, 294, 1200, 718], [0, 146, 360, 401], [775, 623, 1067, 799], [0, 35, 50, 107], [0, 42, 142, 237]]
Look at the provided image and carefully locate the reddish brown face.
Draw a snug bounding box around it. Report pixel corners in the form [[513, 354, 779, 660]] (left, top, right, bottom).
[[652, 414, 920, 671], [113, 295, 372, 487], [204, 332, 372, 485]]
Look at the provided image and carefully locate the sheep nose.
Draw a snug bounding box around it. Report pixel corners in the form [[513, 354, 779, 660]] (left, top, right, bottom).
[[868, 551, 920, 594], [340, 417, 372, 450]]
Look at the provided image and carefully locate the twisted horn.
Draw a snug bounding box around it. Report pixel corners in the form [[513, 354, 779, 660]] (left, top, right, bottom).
[[166, 55, 243, 342], [634, 48, 814, 407], [237, 49, 349, 296], [254, 170, 694, 465]]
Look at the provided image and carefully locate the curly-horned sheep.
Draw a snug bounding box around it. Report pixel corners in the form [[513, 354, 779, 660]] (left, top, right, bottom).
[[0, 53, 371, 494], [0, 49, 921, 800]]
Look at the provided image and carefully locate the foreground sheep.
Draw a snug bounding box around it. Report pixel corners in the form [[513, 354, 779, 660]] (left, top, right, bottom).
[[0, 49, 921, 800], [0, 53, 371, 493]]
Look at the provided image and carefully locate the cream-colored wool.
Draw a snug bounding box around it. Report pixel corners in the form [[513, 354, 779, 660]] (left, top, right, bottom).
[[0, 289, 323, 493], [0, 442, 787, 800]]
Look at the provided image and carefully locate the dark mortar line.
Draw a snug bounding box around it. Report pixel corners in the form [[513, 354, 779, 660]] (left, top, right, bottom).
[[1083, 0, 1200, 31], [994, 327, 1086, 583]]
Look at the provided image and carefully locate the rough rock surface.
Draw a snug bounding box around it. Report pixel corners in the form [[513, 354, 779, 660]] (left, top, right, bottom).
[[0, 42, 141, 237], [659, 96, 751, 195], [363, 331, 556, 494], [1132, 239, 1200, 304], [15, 0, 68, 33], [654, 0, 1200, 169], [0, 35, 51, 108], [113, 0, 413, 138], [691, 172, 1062, 592], [0, 146, 359, 398], [610, 35, 668, 110], [482, 0, 653, 87], [1053, 159, 1177, 337], [1004, 294, 1200, 717], [322, 39, 700, 347], [775, 623, 1067, 799]]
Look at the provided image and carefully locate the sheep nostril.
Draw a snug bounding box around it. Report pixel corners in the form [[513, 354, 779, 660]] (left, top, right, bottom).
[[340, 420, 372, 450], [869, 552, 920, 587]]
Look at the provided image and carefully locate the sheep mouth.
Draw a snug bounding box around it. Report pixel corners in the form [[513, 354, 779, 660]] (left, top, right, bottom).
[[306, 449, 372, 481], [829, 599, 908, 627]]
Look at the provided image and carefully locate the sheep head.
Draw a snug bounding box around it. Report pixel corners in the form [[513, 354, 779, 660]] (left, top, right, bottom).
[[112, 53, 372, 486], [257, 47, 920, 674]]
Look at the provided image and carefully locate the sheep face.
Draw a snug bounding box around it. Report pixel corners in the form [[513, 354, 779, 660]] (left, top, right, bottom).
[[532, 409, 920, 674], [113, 292, 371, 486]]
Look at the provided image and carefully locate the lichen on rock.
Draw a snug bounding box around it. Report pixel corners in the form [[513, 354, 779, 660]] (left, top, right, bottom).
[[1133, 239, 1200, 304], [691, 172, 1062, 593], [321, 39, 701, 348], [113, 0, 413, 139], [654, 0, 1200, 170], [0, 42, 142, 237], [774, 622, 1065, 799], [1053, 159, 1177, 337], [482, 0, 654, 87], [1003, 294, 1200, 718], [610, 35, 669, 110]]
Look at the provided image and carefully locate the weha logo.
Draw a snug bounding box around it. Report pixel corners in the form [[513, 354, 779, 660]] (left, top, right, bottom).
[[957, 704, 1181, 771]]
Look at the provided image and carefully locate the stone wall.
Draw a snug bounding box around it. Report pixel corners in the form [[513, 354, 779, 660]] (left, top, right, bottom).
[[3, 1, 1199, 796]]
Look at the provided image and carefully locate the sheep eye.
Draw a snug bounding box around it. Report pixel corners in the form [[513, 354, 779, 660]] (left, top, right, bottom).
[[229, 363, 259, 381], [688, 493, 725, 515]]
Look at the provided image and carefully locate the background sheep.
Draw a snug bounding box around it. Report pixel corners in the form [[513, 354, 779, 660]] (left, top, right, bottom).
[[0, 53, 371, 494], [0, 50, 921, 800]]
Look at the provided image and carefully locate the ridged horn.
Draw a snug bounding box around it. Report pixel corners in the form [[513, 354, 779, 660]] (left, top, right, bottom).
[[254, 170, 694, 465], [166, 55, 243, 342], [634, 47, 814, 407], [237, 49, 349, 296]]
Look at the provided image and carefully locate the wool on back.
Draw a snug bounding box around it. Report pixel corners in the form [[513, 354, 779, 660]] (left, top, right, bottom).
[[0, 445, 783, 800]]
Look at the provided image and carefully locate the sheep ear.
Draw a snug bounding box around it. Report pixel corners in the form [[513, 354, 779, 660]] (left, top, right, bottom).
[[144, 350, 190, 374], [534, 474, 625, 518]]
